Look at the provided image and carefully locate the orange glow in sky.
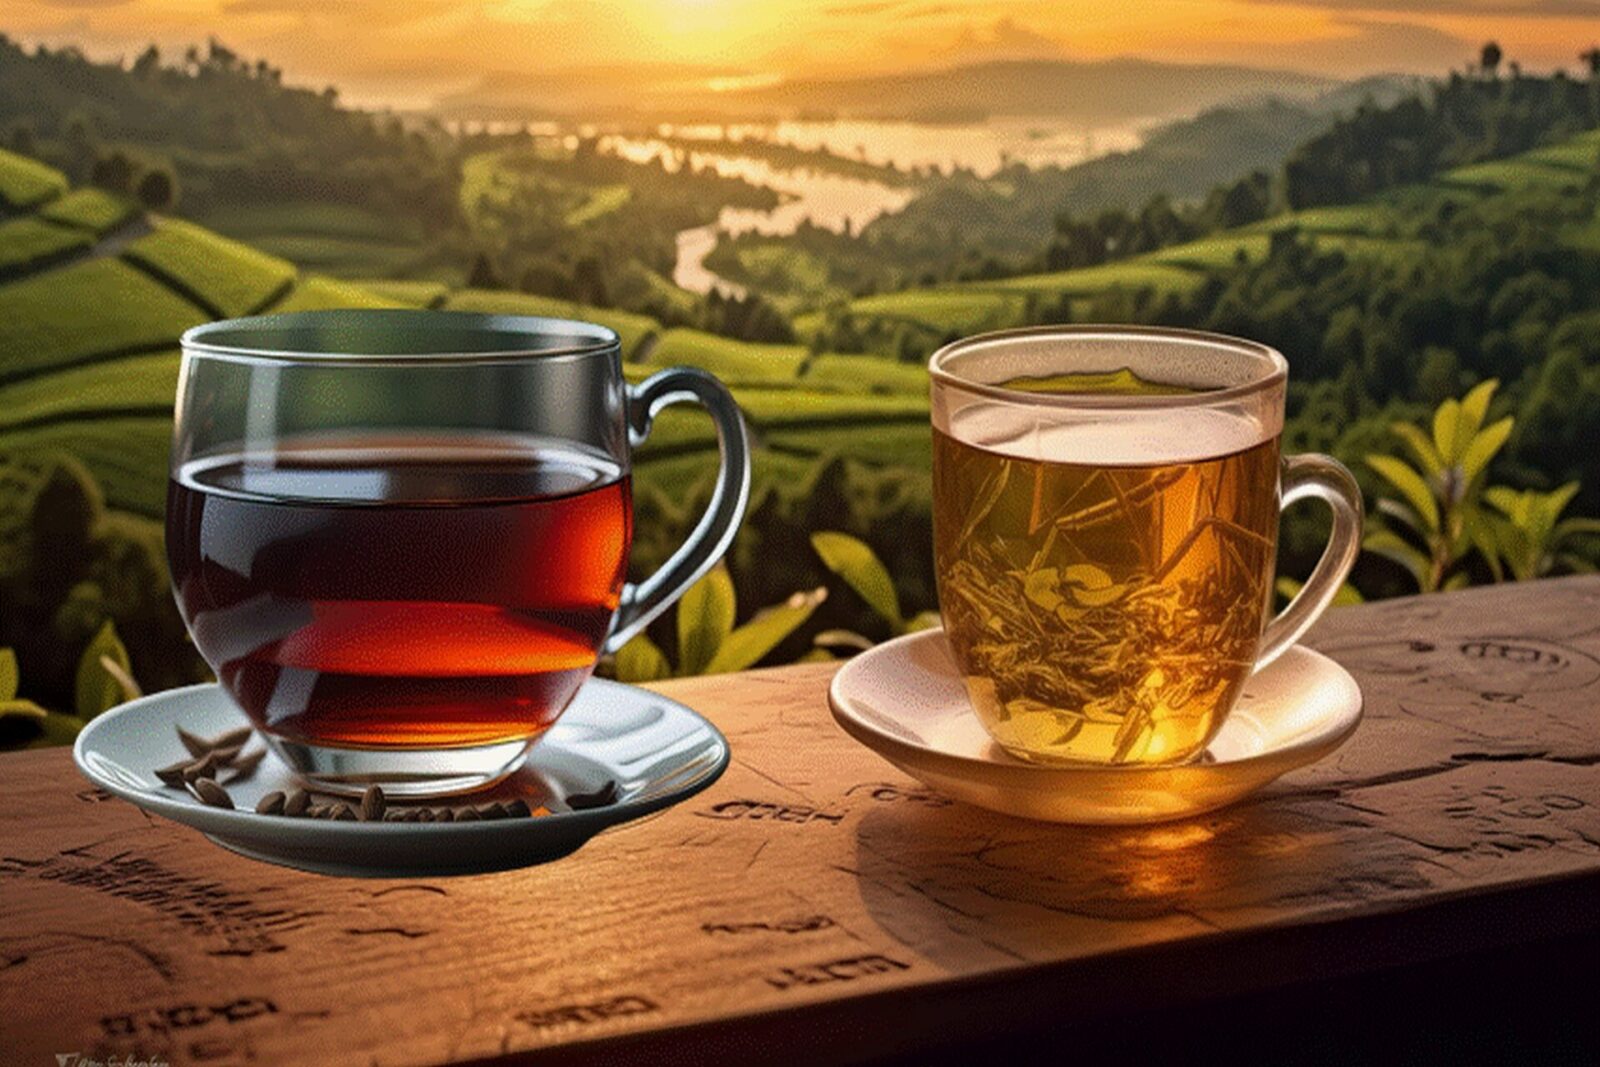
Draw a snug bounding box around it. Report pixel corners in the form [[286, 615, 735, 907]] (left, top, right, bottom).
[[5, 1, 1598, 107]]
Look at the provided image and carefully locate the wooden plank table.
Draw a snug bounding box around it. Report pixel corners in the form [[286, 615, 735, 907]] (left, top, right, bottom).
[[3, 577, 1600, 1065]]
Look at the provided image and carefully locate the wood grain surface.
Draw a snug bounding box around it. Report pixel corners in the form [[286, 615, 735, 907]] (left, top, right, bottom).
[[3, 577, 1600, 1066]]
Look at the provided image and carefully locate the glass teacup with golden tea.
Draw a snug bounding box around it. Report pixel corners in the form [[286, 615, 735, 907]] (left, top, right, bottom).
[[930, 326, 1362, 767]]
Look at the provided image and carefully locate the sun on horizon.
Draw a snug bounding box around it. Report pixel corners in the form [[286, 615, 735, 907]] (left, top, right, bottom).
[[3, 0, 1597, 110]]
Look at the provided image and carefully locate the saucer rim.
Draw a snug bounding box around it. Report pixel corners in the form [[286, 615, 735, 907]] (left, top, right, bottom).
[[828, 628, 1363, 782], [73, 678, 730, 841]]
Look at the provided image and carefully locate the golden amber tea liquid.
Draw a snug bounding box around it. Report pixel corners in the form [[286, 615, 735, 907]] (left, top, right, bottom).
[[933, 371, 1280, 765]]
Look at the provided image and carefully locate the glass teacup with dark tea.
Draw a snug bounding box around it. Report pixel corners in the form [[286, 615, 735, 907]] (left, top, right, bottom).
[[167, 310, 748, 796], [930, 326, 1362, 767]]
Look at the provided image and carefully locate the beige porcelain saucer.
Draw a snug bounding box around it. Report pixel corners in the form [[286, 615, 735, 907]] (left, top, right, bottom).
[[829, 629, 1363, 824]]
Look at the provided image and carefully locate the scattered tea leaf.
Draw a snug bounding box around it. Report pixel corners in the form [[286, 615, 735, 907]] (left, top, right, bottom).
[[188, 777, 233, 809], [1023, 568, 1064, 611], [256, 791, 286, 815], [208, 726, 254, 750], [0, 648, 18, 702], [182, 753, 221, 783], [222, 748, 265, 783], [154, 758, 191, 788], [176, 727, 211, 759]]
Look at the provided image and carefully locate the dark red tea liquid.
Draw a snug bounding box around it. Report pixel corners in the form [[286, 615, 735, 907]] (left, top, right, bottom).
[[167, 436, 632, 749]]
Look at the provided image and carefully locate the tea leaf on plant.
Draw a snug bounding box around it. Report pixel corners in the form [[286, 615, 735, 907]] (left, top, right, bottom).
[[1467, 514, 1504, 581], [75, 619, 133, 720], [1367, 454, 1440, 532], [813, 628, 874, 652], [27, 711, 84, 748], [707, 587, 826, 674], [1276, 576, 1364, 606], [1390, 422, 1444, 476], [0, 697, 46, 723], [677, 567, 736, 676], [1457, 379, 1499, 446], [1432, 398, 1462, 464], [614, 633, 672, 683], [811, 531, 902, 629], [1363, 528, 1431, 587], [0, 647, 17, 701], [1460, 416, 1512, 484]]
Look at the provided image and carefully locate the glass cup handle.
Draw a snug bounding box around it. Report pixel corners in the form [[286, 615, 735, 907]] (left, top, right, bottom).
[[605, 367, 752, 654], [1257, 453, 1364, 670]]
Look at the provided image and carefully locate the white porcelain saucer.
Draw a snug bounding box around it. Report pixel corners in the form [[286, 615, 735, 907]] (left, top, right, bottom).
[[74, 680, 728, 877], [829, 629, 1362, 824]]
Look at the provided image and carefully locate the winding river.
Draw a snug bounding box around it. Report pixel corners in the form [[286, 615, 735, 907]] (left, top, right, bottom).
[[600, 118, 1147, 297]]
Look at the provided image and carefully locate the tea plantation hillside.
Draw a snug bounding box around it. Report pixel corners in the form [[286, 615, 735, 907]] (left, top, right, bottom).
[[802, 127, 1600, 345], [0, 146, 933, 530], [6, 126, 1598, 530], [0, 148, 404, 520]]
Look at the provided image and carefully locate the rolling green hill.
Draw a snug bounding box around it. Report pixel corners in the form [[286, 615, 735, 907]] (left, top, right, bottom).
[[0, 147, 934, 530], [822, 127, 1600, 343], [3, 124, 1595, 552]]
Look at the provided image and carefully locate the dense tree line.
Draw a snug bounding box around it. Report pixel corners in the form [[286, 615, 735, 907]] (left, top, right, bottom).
[[1283, 48, 1599, 209], [0, 36, 461, 225]]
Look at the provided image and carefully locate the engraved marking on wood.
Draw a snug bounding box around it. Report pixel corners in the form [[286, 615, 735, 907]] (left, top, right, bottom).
[[695, 799, 845, 824], [703, 915, 838, 936], [846, 782, 955, 808], [515, 996, 659, 1030], [6, 848, 318, 957], [1324, 634, 1600, 697], [101, 997, 278, 1039], [765, 954, 911, 991]]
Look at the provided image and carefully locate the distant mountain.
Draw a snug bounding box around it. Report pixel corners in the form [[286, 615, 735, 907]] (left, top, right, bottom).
[[435, 57, 1340, 125], [848, 76, 1423, 265], [725, 58, 1339, 123]]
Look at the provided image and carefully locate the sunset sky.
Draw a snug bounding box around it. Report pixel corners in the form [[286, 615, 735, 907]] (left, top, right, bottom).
[[5, 1, 1598, 107]]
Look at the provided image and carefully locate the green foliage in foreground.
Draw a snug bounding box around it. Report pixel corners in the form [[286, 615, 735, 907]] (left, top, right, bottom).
[[1363, 381, 1598, 592], [0, 452, 199, 742], [607, 566, 826, 682], [809, 531, 940, 654], [1484, 483, 1600, 582]]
